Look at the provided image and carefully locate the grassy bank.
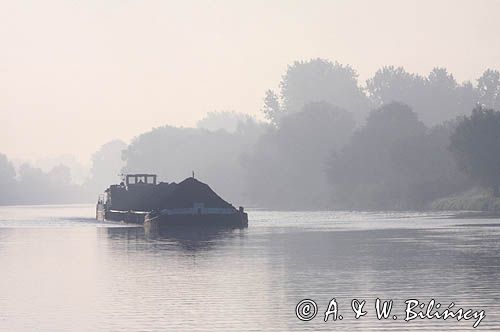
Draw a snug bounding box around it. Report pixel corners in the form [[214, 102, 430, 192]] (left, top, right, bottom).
[[431, 188, 500, 211]]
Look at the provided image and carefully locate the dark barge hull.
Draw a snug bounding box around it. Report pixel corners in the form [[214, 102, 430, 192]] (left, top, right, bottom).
[[96, 203, 147, 224], [144, 212, 248, 231], [97, 203, 248, 228]]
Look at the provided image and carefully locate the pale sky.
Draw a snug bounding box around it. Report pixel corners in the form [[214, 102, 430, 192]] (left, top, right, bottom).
[[2, 0, 500, 163]]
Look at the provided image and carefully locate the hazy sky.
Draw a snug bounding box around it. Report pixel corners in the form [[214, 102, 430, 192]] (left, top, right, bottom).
[[2, 0, 500, 162]]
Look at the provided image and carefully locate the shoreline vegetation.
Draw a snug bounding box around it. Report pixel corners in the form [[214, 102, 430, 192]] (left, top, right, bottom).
[[2, 59, 500, 211]]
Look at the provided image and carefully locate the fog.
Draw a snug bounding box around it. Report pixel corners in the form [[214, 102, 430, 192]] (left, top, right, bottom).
[[2, 1, 500, 210]]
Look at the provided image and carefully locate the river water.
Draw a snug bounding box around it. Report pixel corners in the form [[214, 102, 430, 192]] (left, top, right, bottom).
[[0, 204, 499, 331]]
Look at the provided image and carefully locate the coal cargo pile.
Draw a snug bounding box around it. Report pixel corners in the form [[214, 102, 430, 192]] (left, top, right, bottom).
[[161, 177, 233, 209]]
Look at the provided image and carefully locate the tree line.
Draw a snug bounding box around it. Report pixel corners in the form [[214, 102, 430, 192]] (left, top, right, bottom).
[[1, 58, 500, 209]]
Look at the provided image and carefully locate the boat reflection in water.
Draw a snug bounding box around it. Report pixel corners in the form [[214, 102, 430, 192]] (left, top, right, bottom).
[[105, 223, 248, 252], [147, 224, 247, 251]]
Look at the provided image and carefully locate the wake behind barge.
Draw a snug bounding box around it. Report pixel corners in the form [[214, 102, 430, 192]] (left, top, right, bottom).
[[96, 174, 248, 229]]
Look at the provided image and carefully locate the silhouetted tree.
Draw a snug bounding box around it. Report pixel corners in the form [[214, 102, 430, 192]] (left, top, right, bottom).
[[15, 163, 81, 204], [366, 66, 425, 108], [196, 111, 254, 133], [0, 153, 17, 204], [246, 102, 355, 208], [366, 66, 477, 125], [262, 58, 370, 124], [261, 90, 283, 126], [328, 102, 467, 209], [477, 69, 500, 110], [449, 106, 500, 196], [35, 154, 89, 184], [0, 153, 16, 185], [17, 163, 49, 203], [48, 164, 72, 186], [85, 140, 127, 195]]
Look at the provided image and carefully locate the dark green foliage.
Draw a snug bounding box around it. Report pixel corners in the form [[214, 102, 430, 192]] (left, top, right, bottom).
[[449, 106, 500, 196], [328, 103, 469, 209]]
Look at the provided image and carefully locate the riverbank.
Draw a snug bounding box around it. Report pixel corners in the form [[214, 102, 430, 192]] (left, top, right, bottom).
[[431, 188, 500, 211]]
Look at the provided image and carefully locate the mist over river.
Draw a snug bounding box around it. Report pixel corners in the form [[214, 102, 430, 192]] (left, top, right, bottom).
[[0, 204, 499, 331]]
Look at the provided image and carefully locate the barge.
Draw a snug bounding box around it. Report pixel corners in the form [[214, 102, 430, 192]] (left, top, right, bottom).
[[96, 174, 248, 229]]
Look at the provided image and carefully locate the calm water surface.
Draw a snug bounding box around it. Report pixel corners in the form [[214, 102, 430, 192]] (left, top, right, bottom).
[[0, 204, 499, 331]]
